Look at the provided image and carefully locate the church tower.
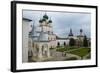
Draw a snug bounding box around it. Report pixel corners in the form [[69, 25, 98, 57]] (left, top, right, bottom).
[[29, 13, 56, 61], [39, 13, 52, 33], [39, 13, 53, 41], [68, 28, 74, 39], [36, 13, 53, 59], [68, 28, 73, 36]]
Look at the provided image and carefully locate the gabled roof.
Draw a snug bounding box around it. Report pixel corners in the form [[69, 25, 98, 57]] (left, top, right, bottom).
[[23, 18, 32, 21], [56, 35, 69, 40], [56, 37, 69, 40]]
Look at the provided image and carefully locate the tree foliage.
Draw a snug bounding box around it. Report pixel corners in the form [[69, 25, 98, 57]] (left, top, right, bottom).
[[83, 35, 88, 47]]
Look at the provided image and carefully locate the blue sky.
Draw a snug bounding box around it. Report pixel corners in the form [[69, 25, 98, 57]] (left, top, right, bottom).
[[23, 10, 91, 38]]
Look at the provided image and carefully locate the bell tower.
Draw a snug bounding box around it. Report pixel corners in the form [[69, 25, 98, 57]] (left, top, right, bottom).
[[68, 28, 73, 36]]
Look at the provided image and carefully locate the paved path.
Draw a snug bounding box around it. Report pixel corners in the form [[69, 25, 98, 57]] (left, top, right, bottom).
[[50, 49, 82, 61], [66, 48, 82, 52], [65, 53, 81, 60], [83, 53, 90, 59]]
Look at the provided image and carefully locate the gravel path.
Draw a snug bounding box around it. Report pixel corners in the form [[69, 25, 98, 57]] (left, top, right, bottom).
[[50, 49, 82, 61]]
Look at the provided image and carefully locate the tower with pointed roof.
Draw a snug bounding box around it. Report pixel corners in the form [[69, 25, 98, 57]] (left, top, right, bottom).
[[68, 28, 73, 36], [76, 29, 85, 47], [68, 28, 74, 39]]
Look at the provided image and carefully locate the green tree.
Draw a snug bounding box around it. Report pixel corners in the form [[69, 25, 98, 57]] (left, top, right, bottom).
[[83, 35, 88, 47], [69, 38, 75, 46]]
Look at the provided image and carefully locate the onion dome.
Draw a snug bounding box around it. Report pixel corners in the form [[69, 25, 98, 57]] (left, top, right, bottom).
[[43, 14, 48, 19], [80, 29, 83, 33], [42, 18, 46, 21], [39, 18, 46, 23], [39, 19, 42, 23], [48, 20, 52, 23]]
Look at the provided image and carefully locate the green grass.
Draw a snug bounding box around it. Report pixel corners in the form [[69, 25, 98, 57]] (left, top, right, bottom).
[[69, 48, 90, 57], [56, 47, 67, 52], [56, 46, 78, 52], [56, 46, 91, 58]]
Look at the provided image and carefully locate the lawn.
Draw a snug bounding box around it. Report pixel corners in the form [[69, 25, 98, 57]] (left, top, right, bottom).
[[56, 46, 91, 58], [69, 48, 90, 57], [56, 46, 78, 52], [56, 47, 67, 52]]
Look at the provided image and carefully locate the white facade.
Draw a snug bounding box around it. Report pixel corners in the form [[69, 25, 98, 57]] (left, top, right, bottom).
[[22, 19, 32, 62], [56, 39, 69, 46]]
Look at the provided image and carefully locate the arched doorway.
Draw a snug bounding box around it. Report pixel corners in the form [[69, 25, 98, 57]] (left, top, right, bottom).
[[64, 42, 66, 46], [57, 42, 60, 47]]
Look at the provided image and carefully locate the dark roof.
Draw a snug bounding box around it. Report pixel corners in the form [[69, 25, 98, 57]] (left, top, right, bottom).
[[39, 19, 42, 23], [48, 20, 52, 23], [77, 35, 84, 37], [57, 38, 69, 40], [23, 18, 32, 21], [56, 36, 69, 40], [39, 18, 46, 23], [68, 29, 73, 36], [39, 41, 50, 42], [80, 29, 83, 32], [43, 14, 48, 19]]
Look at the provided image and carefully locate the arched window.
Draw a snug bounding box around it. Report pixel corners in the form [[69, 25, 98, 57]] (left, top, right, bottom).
[[64, 42, 66, 46], [57, 42, 60, 47]]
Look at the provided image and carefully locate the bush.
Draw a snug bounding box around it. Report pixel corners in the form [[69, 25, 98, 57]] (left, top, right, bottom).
[[83, 35, 88, 47]]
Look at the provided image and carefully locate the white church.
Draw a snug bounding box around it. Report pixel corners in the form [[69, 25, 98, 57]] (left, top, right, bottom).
[[22, 14, 88, 62]]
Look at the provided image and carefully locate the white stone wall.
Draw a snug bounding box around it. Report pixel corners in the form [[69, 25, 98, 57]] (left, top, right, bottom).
[[49, 40, 57, 48], [36, 42, 50, 58], [56, 39, 69, 46], [22, 20, 32, 62]]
